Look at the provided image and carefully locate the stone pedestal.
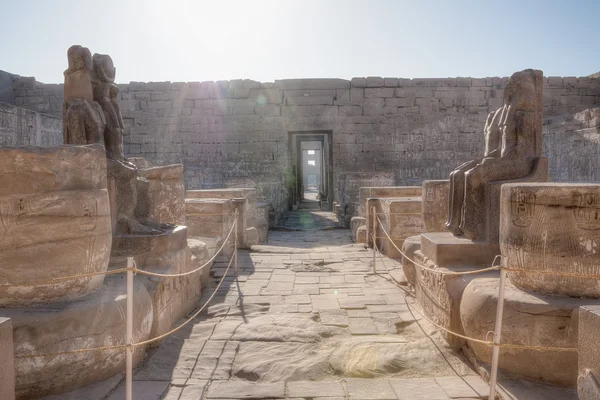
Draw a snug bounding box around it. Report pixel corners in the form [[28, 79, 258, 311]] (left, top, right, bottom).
[[358, 186, 422, 218], [187, 188, 267, 246], [185, 198, 236, 257], [137, 164, 185, 225], [377, 197, 424, 258], [5, 275, 153, 398], [461, 277, 599, 387], [413, 233, 500, 349], [579, 306, 600, 399], [0, 145, 112, 307], [401, 235, 420, 286], [0, 318, 15, 400], [501, 183, 600, 297], [351, 216, 366, 243], [420, 232, 499, 268], [422, 180, 450, 232]]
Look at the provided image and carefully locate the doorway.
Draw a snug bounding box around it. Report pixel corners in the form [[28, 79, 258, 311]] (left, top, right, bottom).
[[288, 132, 333, 211]]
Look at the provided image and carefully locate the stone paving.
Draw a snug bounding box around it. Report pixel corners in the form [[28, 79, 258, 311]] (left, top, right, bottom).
[[104, 210, 490, 400]]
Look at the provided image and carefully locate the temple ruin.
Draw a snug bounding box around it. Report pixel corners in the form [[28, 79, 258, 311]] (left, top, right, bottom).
[[0, 46, 600, 400]]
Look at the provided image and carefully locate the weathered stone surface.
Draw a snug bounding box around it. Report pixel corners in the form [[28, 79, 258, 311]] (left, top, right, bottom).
[[187, 188, 267, 246], [0, 318, 15, 400], [133, 161, 185, 225], [351, 216, 366, 243], [0, 145, 111, 306], [287, 380, 344, 398], [3, 274, 153, 398], [401, 235, 420, 286], [207, 381, 285, 399], [414, 249, 499, 348], [446, 69, 547, 242], [461, 277, 597, 387], [185, 198, 236, 256], [419, 232, 499, 268], [579, 306, 600, 400], [501, 183, 600, 297], [377, 197, 425, 258], [421, 180, 449, 232]]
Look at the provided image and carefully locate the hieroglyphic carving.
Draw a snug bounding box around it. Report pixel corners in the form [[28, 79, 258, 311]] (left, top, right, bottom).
[[573, 192, 600, 230], [511, 190, 536, 228]]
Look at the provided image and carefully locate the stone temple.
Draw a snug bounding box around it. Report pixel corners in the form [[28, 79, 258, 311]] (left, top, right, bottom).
[[0, 46, 599, 400]]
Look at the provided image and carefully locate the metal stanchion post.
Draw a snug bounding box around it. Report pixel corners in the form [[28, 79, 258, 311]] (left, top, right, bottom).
[[126, 257, 134, 400], [489, 267, 507, 400], [234, 209, 239, 276], [371, 206, 377, 274]]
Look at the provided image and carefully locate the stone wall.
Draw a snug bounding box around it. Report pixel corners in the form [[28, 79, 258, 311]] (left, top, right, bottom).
[[3, 72, 600, 223], [0, 102, 62, 147]]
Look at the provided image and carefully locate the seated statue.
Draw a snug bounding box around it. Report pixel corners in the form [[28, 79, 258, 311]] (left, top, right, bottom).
[[62, 45, 106, 145], [445, 69, 546, 242], [63, 45, 171, 235]]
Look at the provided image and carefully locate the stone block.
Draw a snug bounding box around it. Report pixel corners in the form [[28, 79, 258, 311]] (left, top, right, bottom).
[[351, 77, 367, 87], [366, 76, 384, 87], [377, 197, 425, 258], [461, 277, 593, 387], [501, 183, 600, 297], [419, 232, 499, 269], [401, 235, 421, 286], [286, 95, 334, 105], [0, 318, 14, 400], [351, 216, 366, 243], [422, 180, 449, 232], [0, 145, 111, 306], [384, 78, 399, 87], [274, 78, 349, 90], [579, 306, 600, 400], [365, 87, 395, 98], [385, 97, 415, 107], [5, 275, 153, 398]]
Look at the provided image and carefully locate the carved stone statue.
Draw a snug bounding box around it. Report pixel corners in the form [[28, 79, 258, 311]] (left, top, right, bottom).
[[63, 45, 170, 235], [63, 45, 106, 145], [445, 69, 546, 241]]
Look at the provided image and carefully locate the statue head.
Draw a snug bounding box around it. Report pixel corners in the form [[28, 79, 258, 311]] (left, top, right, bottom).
[[66, 45, 92, 73], [503, 69, 543, 112], [93, 53, 116, 83]]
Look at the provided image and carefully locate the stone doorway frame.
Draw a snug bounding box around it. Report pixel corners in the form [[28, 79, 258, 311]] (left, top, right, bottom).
[[288, 131, 333, 211]]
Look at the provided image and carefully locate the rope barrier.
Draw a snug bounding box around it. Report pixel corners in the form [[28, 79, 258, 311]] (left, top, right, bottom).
[[15, 229, 237, 359], [185, 213, 237, 217], [375, 212, 422, 216], [371, 215, 579, 354], [5, 267, 132, 288], [6, 218, 238, 287], [404, 299, 577, 352], [375, 216, 501, 276], [134, 221, 236, 278], [133, 252, 235, 347], [14, 215, 238, 359]]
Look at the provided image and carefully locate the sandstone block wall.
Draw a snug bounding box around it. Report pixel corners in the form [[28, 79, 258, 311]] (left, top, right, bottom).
[[0, 102, 62, 147], [1, 72, 599, 223]]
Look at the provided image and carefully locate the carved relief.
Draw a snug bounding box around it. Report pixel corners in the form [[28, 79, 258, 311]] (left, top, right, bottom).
[[80, 199, 99, 231], [511, 190, 536, 228], [573, 192, 600, 230]]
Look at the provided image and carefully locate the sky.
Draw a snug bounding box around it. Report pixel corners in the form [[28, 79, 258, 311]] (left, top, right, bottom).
[[1, 0, 598, 84]]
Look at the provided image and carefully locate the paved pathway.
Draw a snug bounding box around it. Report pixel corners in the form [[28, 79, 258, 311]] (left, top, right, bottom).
[[107, 210, 490, 400]]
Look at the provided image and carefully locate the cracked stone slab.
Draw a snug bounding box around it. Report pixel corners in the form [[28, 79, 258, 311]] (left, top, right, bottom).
[[287, 380, 345, 397], [206, 381, 285, 398], [319, 310, 349, 327]]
